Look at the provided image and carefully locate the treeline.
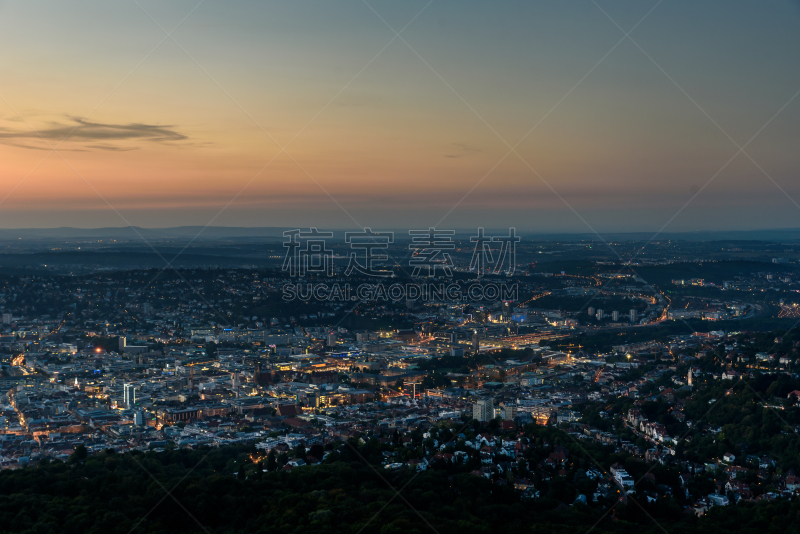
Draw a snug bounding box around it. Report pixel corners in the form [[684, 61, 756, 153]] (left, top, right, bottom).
[[681, 378, 800, 472], [1, 441, 800, 533]]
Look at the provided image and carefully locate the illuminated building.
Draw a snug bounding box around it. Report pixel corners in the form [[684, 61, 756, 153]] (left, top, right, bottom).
[[473, 398, 494, 422], [123, 383, 136, 408]]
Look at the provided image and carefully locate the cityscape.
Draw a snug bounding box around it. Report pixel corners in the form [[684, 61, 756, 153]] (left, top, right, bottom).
[[1, 1, 800, 534]]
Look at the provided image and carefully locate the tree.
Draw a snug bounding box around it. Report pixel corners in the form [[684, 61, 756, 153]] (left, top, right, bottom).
[[70, 444, 88, 463], [309, 444, 325, 461], [205, 341, 218, 359], [265, 449, 277, 471]]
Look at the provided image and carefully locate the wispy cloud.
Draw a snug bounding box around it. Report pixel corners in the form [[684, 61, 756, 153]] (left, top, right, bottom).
[[0, 116, 188, 150], [85, 144, 140, 151], [444, 142, 481, 158]]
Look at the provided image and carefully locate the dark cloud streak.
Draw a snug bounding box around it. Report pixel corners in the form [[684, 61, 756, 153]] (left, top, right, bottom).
[[0, 117, 187, 150]]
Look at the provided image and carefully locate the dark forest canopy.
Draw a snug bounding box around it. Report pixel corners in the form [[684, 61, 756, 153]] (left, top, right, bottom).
[[1, 441, 799, 534]]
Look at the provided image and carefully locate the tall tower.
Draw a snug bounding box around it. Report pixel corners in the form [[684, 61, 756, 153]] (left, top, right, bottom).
[[232, 372, 240, 398], [123, 383, 136, 408]]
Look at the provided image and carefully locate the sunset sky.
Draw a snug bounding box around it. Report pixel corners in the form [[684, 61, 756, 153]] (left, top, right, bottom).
[[1, 0, 799, 233]]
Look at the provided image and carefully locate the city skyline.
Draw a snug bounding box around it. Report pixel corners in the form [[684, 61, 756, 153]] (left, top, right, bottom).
[[5, 4, 800, 531], [1, 0, 799, 233]]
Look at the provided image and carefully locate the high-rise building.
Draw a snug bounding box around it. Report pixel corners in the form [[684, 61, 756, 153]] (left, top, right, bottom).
[[134, 410, 143, 426], [404, 381, 423, 398], [588, 307, 595, 317], [2, 313, 11, 324], [596, 309, 605, 320], [502, 404, 518, 421], [327, 332, 337, 347], [119, 336, 126, 352], [473, 398, 494, 422], [612, 311, 620, 321], [232, 372, 240, 398], [630, 309, 637, 323], [472, 331, 480, 353], [123, 383, 136, 408]]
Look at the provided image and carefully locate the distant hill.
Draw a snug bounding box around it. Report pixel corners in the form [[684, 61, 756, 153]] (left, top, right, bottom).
[[2, 226, 800, 242], [522, 228, 800, 242], [0, 226, 292, 240]]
